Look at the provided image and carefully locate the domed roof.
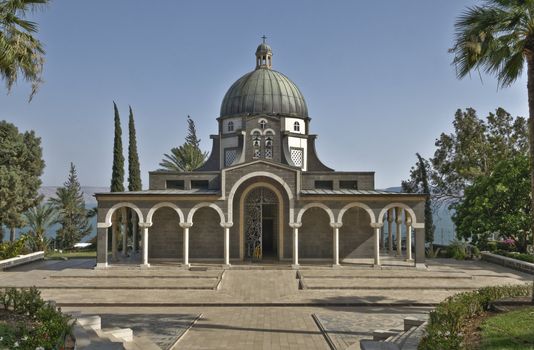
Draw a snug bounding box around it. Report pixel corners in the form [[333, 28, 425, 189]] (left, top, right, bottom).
[[220, 42, 308, 118]]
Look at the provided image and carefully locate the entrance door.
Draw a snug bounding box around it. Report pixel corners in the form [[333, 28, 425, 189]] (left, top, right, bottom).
[[244, 188, 278, 261]]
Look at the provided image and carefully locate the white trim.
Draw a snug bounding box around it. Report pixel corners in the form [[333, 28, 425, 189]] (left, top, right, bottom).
[[104, 202, 144, 227], [377, 203, 418, 225], [296, 202, 335, 225], [263, 128, 276, 135], [227, 171, 295, 224], [187, 202, 226, 226], [337, 202, 376, 224], [250, 128, 262, 135], [146, 202, 185, 224]]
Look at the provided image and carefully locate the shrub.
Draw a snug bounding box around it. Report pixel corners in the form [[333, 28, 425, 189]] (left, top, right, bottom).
[[486, 241, 498, 252], [498, 251, 534, 264], [0, 287, 72, 349], [0, 235, 29, 260], [448, 240, 468, 260], [497, 239, 516, 252], [419, 284, 531, 350]]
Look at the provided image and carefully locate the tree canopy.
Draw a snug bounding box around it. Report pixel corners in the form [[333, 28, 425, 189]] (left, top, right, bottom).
[[0, 0, 49, 101], [0, 120, 44, 241], [160, 116, 208, 172], [110, 102, 124, 192], [453, 154, 531, 252], [49, 163, 91, 249], [128, 106, 142, 191]]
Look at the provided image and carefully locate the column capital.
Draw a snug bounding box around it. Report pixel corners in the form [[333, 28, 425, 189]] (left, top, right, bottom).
[[406, 217, 413, 225], [139, 222, 152, 228], [330, 222, 343, 229], [180, 222, 193, 229], [370, 222, 383, 228], [97, 222, 110, 229], [289, 222, 302, 229], [221, 222, 233, 228]]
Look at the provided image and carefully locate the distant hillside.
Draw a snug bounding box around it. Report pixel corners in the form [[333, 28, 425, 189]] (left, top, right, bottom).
[[39, 186, 109, 205]]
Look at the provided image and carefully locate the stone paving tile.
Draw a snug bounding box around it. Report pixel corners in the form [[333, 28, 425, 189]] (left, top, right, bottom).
[[95, 313, 199, 350]]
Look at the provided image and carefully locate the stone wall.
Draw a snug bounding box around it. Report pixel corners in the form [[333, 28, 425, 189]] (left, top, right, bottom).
[[339, 207, 373, 259], [481, 252, 534, 275], [300, 207, 333, 259], [148, 207, 182, 259], [189, 207, 224, 259]]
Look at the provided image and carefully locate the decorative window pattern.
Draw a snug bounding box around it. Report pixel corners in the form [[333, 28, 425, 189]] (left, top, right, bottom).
[[293, 121, 300, 132], [265, 147, 273, 159], [227, 121, 234, 132], [224, 148, 237, 167], [259, 120, 267, 129], [290, 147, 303, 167], [253, 148, 261, 158]]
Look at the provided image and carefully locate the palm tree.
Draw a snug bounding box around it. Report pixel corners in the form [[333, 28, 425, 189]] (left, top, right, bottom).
[[0, 0, 49, 101], [160, 143, 207, 172], [23, 203, 56, 252], [451, 0, 534, 302]]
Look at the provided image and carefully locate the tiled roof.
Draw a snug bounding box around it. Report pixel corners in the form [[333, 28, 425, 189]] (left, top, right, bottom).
[[300, 189, 419, 196]]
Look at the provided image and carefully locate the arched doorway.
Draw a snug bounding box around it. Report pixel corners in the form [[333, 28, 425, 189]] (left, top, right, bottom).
[[243, 187, 279, 261]]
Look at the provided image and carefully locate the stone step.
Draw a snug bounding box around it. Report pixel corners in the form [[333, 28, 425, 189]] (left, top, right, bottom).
[[124, 336, 162, 350]]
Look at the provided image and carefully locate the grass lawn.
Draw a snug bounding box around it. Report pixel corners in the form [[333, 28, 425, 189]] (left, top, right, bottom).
[[45, 250, 96, 259], [480, 306, 534, 349]]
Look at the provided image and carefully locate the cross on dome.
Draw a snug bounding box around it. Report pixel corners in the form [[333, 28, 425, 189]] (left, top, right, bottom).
[[255, 36, 272, 69]]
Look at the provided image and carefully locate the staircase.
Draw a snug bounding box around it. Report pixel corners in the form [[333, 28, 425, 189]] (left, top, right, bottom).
[[358, 317, 427, 350], [73, 314, 161, 350]]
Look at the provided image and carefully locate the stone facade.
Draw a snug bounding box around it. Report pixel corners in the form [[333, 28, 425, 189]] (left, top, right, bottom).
[[94, 41, 427, 269]]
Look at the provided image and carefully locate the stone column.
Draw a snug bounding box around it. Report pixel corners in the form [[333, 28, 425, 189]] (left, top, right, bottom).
[[140, 223, 150, 268], [111, 213, 119, 262], [222, 223, 232, 268], [405, 212, 413, 261], [415, 225, 426, 266], [371, 223, 382, 266], [290, 223, 301, 268], [96, 225, 108, 269], [121, 207, 128, 257], [132, 212, 138, 253], [180, 223, 192, 267], [395, 208, 403, 257], [331, 223, 341, 267], [387, 209, 393, 255]]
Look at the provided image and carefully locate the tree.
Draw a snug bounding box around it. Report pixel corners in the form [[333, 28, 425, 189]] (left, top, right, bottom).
[[402, 153, 436, 244], [453, 155, 531, 252], [0, 120, 44, 241], [159, 116, 208, 171], [110, 101, 124, 192], [0, 0, 49, 101], [23, 202, 56, 251], [127, 106, 142, 191], [49, 163, 91, 249], [451, 0, 534, 251], [431, 108, 527, 205]]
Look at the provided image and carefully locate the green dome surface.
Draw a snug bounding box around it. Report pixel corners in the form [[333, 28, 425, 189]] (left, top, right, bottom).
[[220, 68, 308, 118]]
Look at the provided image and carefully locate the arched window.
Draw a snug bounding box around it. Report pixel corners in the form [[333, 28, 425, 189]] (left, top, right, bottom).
[[265, 136, 273, 159], [227, 121, 234, 132], [259, 120, 267, 129], [293, 121, 300, 132], [252, 131, 261, 158]]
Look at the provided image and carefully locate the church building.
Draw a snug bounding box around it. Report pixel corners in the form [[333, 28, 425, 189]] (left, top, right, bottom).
[[95, 41, 427, 269]]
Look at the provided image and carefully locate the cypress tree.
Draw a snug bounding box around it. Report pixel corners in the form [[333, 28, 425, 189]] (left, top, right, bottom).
[[128, 106, 142, 191], [110, 102, 125, 192]]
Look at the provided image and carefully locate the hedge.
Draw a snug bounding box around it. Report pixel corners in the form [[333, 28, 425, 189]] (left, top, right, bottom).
[[418, 284, 532, 350]]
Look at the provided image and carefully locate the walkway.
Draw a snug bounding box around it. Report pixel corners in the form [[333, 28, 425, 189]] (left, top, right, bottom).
[[0, 258, 531, 349]]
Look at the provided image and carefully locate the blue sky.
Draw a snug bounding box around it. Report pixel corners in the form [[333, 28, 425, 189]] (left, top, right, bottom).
[[1, 0, 528, 189]]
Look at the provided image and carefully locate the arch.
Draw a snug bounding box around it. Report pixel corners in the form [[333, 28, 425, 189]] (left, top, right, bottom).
[[227, 121, 234, 132], [104, 202, 144, 227], [264, 128, 276, 135], [146, 202, 185, 224], [377, 202, 418, 225], [187, 202, 225, 226], [296, 202, 335, 225], [227, 171, 295, 224], [250, 128, 262, 135], [293, 121, 301, 132], [338, 202, 376, 224], [239, 182, 285, 260]]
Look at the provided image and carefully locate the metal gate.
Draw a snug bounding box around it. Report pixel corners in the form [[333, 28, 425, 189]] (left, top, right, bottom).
[[244, 187, 277, 260]]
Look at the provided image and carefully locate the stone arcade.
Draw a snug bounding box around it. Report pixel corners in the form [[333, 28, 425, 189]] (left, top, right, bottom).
[[95, 41, 426, 269]]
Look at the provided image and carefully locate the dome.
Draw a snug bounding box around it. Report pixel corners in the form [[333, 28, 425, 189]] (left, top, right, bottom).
[[220, 42, 308, 118]]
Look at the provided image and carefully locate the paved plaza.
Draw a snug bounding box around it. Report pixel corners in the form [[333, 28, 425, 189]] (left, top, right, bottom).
[[1, 258, 531, 349]]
